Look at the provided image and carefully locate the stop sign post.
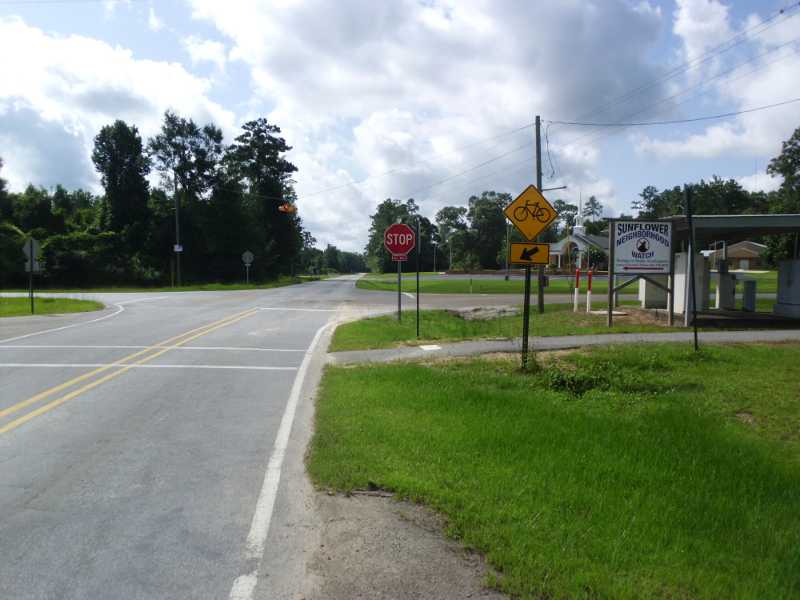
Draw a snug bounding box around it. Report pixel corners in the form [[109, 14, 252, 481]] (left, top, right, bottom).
[[384, 223, 416, 321]]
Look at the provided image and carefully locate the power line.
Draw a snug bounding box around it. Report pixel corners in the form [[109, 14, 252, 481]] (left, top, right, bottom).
[[552, 36, 800, 149], [548, 97, 800, 128], [562, 1, 800, 128], [0, 0, 144, 5], [400, 141, 534, 199], [296, 122, 533, 199]]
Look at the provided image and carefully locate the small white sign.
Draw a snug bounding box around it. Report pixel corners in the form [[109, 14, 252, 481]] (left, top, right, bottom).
[[613, 221, 672, 274], [241, 250, 255, 266], [174, 244, 183, 253]]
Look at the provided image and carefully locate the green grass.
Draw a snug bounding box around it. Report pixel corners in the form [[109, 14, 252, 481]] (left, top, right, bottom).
[[0, 297, 104, 317], [0, 275, 318, 293], [330, 303, 666, 352], [308, 343, 800, 600], [357, 271, 778, 295]]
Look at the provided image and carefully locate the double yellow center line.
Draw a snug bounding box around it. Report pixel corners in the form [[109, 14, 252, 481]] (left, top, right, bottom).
[[0, 307, 260, 435]]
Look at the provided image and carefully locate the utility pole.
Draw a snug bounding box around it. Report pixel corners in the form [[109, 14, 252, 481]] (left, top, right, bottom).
[[504, 223, 510, 281], [535, 115, 545, 313], [173, 170, 182, 287]]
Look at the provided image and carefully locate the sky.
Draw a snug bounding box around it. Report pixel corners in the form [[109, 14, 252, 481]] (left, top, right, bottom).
[[1, 0, 799, 252]]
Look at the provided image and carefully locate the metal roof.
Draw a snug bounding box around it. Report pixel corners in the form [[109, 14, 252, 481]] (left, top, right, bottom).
[[663, 214, 800, 241]]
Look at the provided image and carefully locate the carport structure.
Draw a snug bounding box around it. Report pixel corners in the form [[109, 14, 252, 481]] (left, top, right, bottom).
[[667, 213, 800, 323]]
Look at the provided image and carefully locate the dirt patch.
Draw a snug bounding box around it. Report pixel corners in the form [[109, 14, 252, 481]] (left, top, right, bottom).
[[304, 493, 507, 600], [736, 411, 757, 426], [446, 306, 520, 321]]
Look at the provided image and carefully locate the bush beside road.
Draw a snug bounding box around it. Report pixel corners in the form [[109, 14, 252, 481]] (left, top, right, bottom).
[[357, 271, 779, 295], [0, 297, 104, 317], [329, 303, 666, 352], [0, 275, 318, 294], [309, 343, 800, 600]]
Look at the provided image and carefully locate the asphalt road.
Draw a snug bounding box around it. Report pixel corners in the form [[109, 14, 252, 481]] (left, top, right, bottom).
[[3, 275, 582, 600]]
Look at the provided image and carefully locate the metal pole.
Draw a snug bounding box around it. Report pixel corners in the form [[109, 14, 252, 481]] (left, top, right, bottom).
[[686, 185, 699, 351], [504, 224, 510, 281], [521, 265, 531, 369], [246, 264, 250, 284], [173, 171, 182, 287], [397, 259, 402, 322], [28, 238, 34, 315], [535, 115, 545, 314], [416, 218, 421, 339], [607, 222, 615, 327]]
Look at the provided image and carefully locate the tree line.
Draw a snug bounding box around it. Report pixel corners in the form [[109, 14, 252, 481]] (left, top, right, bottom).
[[365, 125, 800, 272], [0, 112, 364, 288]]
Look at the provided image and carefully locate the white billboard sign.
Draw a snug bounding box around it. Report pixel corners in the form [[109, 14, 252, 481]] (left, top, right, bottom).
[[613, 221, 672, 274]]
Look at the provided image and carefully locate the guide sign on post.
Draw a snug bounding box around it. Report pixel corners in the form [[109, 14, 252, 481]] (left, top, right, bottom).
[[503, 185, 558, 369], [612, 222, 672, 274], [607, 220, 675, 329], [384, 223, 416, 321]]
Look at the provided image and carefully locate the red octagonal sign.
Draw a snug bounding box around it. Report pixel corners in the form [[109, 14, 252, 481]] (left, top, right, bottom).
[[384, 223, 416, 259]]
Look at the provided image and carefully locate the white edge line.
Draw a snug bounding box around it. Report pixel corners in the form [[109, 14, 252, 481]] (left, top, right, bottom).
[[257, 307, 336, 312], [0, 304, 125, 344], [0, 363, 297, 371], [0, 345, 306, 352], [403, 292, 415, 299], [0, 296, 167, 344], [229, 317, 337, 600]]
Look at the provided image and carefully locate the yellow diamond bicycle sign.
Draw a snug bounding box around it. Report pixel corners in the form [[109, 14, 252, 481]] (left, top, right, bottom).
[[504, 184, 558, 240]]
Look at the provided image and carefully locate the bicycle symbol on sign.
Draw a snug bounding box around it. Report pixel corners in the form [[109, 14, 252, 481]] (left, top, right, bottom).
[[513, 199, 552, 224]]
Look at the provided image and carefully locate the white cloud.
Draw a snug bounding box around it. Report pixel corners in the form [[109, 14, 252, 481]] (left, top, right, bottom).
[[188, 0, 666, 250], [673, 0, 732, 67], [182, 36, 226, 72], [736, 172, 781, 193], [0, 16, 235, 192], [148, 6, 164, 32], [635, 0, 800, 163]]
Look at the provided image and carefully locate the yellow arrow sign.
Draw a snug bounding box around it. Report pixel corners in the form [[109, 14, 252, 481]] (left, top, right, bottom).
[[504, 185, 558, 241], [509, 242, 550, 265]]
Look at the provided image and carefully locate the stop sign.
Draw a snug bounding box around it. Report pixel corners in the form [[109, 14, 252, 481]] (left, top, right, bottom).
[[384, 223, 416, 257]]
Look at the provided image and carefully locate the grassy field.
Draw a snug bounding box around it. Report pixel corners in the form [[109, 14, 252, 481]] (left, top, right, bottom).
[[330, 303, 665, 352], [0, 275, 319, 294], [0, 297, 104, 317], [308, 343, 800, 600], [357, 271, 778, 295]]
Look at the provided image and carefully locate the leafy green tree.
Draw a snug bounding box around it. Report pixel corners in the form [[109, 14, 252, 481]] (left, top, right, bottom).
[[365, 198, 420, 272], [435, 205, 468, 269], [0, 157, 11, 221], [553, 199, 578, 234], [467, 191, 508, 269], [582, 195, 603, 220], [765, 125, 800, 262], [226, 118, 300, 277], [92, 121, 151, 234], [0, 221, 25, 287], [768, 125, 800, 192]]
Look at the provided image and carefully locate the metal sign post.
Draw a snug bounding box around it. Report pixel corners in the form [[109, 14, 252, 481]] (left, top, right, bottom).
[[28, 238, 34, 314], [384, 223, 416, 322], [504, 176, 559, 369], [416, 218, 421, 338], [685, 185, 699, 351], [241, 250, 255, 284], [22, 237, 42, 314]]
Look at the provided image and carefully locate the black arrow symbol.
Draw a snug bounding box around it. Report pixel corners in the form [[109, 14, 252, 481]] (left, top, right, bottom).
[[520, 246, 539, 261]]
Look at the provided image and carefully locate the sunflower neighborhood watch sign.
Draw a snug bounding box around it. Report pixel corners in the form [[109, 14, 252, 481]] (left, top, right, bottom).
[[613, 221, 672, 274]]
